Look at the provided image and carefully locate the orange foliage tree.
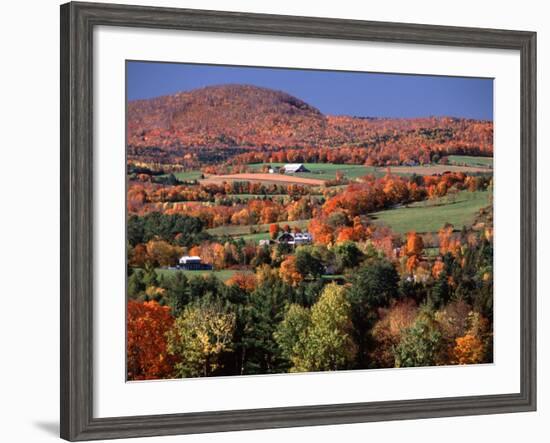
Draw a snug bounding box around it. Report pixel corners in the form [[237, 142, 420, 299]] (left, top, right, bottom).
[[308, 218, 334, 245], [403, 231, 424, 274], [452, 334, 485, 364], [404, 231, 424, 257], [269, 223, 280, 240], [225, 273, 257, 292], [371, 299, 418, 367], [438, 223, 454, 255], [432, 258, 445, 279], [127, 300, 175, 380], [280, 255, 303, 286]]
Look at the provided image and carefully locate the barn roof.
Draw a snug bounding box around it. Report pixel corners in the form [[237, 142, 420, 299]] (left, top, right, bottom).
[[283, 163, 306, 172], [179, 255, 202, 262]]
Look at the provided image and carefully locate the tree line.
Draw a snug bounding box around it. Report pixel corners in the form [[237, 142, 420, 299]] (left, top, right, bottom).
[[127, 226, 493, 380]]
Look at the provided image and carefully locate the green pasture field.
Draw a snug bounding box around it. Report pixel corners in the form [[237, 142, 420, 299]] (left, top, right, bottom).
[[154, 268, 251, 281], [370, 190, 490, 234], [446, 155, 493, 168], [206, 218, 311, 239], [159, 170, 203, 181], [247, 163, 380, 180], [247, 161, 492, 182], [238, 232, 271, 242]]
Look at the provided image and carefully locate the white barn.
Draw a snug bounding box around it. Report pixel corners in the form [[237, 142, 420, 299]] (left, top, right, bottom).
[[282, 163, 310, 174], [179, 256, 202, 265], [178, 256, 213, 271]]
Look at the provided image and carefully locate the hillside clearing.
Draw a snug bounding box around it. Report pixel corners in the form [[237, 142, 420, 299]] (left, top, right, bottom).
[[247, 163, 378, 180], [247, 162, 493, 181], [159, 170, 203, 181], [387, 164, 492, 175], [238, 232, 271, 242], [207, 218, 312, 238], [154, 268, 251, 281], [370, 190, 490, 234], [446, 155, 493, 168]]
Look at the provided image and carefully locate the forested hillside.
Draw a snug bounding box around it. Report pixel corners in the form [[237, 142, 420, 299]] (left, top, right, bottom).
[[127, 85, 493, 167]]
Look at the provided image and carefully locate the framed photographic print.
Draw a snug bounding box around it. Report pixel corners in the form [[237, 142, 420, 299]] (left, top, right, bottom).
[[60, 1, 537, 441]]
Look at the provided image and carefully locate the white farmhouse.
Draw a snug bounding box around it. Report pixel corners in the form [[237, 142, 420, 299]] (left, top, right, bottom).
[[293, 232, 313, 245]]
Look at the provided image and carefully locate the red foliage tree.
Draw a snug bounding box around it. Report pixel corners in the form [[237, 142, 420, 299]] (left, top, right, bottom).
[[269, 223, 280, 240], [127, 300, 175, 380]]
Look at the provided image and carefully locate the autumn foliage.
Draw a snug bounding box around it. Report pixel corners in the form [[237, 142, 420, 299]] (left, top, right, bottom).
[[124, 83, 494, 380], [280, 255, 303, 286], [453, 334, 485, 364], [127, 300, 175, 380], [225, 273, 257, 291]]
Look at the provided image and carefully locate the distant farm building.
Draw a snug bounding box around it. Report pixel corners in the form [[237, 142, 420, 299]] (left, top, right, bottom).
[[277, 232, 313, 246], [278, 232, 295, 244], [178, 255, 213, 271], [259, 239, 275, 247], [282, 163, 310, 174], [294, 232, 313, 245]]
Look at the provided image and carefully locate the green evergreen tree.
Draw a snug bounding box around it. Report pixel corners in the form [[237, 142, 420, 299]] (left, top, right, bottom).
[[241, 276, 294, 374], [394, 310, 443, 367], [347, 258, 399, 367], [127, 269, 145, 299], [142, 264, 158, 288], [295, 246, 324, 279], [162, 272, 189, 317], [333, 241, 364, 271]]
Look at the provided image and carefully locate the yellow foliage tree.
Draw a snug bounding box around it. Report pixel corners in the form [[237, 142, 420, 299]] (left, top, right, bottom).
[[167, 300, 236, 377], [275, 284, 357, 372], [145, 240, 183, 267]]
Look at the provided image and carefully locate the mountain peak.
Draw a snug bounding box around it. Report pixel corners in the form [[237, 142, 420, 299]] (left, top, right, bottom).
[[128, 84, 326, 148]]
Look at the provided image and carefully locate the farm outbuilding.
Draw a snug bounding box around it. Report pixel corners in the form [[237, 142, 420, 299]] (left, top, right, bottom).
[[178, 255, 213, 271], [276, 232, 313, 246], [282, 163, 310, 173], [293, 232, 313, 245], [259, 239, 275, 246], [278, 232, 295, 244]]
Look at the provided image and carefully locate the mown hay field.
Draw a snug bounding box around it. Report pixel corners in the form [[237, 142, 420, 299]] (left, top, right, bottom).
[[201, 173, 325, 186]]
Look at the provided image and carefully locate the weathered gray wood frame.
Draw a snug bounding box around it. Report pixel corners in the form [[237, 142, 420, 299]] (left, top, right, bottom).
[[60, 2, 537, 440]]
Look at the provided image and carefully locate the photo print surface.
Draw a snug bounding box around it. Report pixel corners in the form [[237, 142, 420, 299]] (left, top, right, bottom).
[[126, 61, 494, 381]]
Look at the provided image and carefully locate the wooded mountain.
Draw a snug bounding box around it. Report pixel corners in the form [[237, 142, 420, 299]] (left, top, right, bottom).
[[127, 84, 493, 165], [128, 84, 327, 148]]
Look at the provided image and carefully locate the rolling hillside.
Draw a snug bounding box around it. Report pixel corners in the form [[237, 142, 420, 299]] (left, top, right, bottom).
[[127, 84, 493, 166], [128, 84, 327, 149]]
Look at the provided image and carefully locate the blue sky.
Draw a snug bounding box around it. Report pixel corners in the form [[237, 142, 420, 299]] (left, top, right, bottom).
[[127, 61, 493, 120]]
